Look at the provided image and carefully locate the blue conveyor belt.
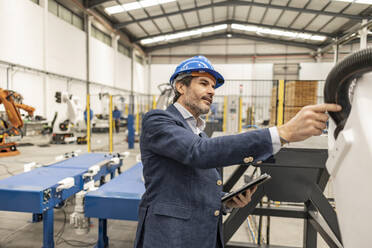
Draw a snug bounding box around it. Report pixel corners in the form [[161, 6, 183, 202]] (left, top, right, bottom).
[[0, 153, 119, 213], [49, 153, 112, 169], [0, 152, 123, 248], [85, 162, 144, 221]]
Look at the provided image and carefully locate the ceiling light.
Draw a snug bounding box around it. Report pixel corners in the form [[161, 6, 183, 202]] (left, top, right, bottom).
[[105, 5, 125, 15], [333, 0, 372, 4], [140, 24, 228, 45], [231, 23, 327, 41], [123, 2, 141, 11], [105, 0, 177, 15]]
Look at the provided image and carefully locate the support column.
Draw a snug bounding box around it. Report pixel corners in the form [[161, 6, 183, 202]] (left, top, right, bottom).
[[316, 48, 322, 63], [359, 19, 368, 49], [333, 38, 339, 64], [85, 15, 92, 149], [128, 49, 135, 149], [147, 54, 152, 111], [41, 0, 48, 118], [85, 15, 92, 95], [112, 34, 119, 88]]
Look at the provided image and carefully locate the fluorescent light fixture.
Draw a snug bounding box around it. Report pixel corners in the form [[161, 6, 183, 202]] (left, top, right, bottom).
[[140, 24, 228, 45], [105, 5, 125, 15], [105, 0, 176, 15], [231, 23, 327, 41], [333, 0, 372, 4]]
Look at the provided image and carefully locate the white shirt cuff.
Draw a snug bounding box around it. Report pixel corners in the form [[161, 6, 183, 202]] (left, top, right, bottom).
[[269, 127, 281, 155]]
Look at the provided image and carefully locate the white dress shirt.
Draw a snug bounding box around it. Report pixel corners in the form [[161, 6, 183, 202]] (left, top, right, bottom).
[[173, 102, 281, 155]]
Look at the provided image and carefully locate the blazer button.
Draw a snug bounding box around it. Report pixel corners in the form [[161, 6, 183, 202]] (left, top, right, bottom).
[[243, 156, 254, 163], [214, 210, 220, 216], [217, 180, 222, 186]]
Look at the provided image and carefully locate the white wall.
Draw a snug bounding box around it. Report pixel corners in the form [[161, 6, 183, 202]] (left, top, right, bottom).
[[0, 66, 7, 89], [11, 71, 45, 117], [299, 62, 334, 81], [47, 12, 86, 80], [0, 0, 43, 69], [133, 61, 146, 93], [0, 0, 145, 120], [90, 38, 115, 86], [115, 53, 132, 91]]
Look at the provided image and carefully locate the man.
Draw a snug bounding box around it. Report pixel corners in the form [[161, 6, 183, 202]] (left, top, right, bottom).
[[84, 107, 93, 125], [134, 56, 341, 248], [113, 106, 121, 133]]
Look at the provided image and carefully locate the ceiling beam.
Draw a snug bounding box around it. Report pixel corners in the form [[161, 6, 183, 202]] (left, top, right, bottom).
[[134, 20, 336, 42], [115, 0, 364, 29], [231, 0, 364, 20], [144, 32, 319, 53], [86, 0, 112, 8]]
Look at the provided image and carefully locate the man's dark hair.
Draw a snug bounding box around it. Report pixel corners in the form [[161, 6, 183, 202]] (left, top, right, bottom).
[[172, 76, 193, 103]]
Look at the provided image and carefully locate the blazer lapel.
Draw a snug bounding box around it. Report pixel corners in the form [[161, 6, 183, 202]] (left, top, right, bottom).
[[167, 106, 222, 178], [166, 104, 194, 133]]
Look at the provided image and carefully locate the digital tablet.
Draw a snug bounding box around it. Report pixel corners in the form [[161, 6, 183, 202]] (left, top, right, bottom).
[[221, 173, 271, 203]]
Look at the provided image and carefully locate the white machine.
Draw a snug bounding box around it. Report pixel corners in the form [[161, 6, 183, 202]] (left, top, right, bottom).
[[52, 92, 84, 144], [325, 47, 372, 248]]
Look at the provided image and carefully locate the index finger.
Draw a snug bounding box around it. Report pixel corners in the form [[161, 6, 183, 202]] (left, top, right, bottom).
[[311, 103, 342, 113]]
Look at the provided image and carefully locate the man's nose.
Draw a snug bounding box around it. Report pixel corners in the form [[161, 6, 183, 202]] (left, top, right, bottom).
[[208, 85, 215, 96]]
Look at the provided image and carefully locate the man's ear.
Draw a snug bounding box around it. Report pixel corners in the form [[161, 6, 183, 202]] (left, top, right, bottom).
[[175, 82, 185, 95]]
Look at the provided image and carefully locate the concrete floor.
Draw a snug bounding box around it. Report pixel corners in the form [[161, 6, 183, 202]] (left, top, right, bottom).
[[0, 132, 333, 247]]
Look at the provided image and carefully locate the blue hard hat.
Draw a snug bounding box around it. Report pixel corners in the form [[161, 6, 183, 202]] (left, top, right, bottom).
[[169, 55, 224, 88]]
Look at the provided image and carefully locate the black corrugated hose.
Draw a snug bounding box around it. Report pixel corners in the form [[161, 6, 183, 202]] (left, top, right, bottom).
[[324, 47, 372, 139]]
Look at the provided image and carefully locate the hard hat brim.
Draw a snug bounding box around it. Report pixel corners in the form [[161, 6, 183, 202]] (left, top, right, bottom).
[[170, 68, 224, 89]]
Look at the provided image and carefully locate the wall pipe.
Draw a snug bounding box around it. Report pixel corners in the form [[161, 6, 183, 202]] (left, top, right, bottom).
[[0, 59, 147, 96]]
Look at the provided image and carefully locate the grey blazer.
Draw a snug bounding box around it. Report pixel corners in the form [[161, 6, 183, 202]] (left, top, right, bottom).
[[134, 104, 273, 248]]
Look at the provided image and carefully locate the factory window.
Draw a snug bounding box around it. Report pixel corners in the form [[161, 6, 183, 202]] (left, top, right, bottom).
[[118, 42, 131, 57], [48, 0, 84, 31], [92, 26, 112, 47], [48, 0, 58, 15], [135, 54, 144, 65], [72, 15, 84, 30], [30, 0, 39, 4], [59, 4, 72, 23]]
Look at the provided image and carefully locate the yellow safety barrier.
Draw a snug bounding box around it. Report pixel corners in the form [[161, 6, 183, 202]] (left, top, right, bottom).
[[277, 80, 285, 126], [109, 95, 113, 153], [238, 97, 242, 133], [136, 103, 140, 133], [152, 95, 157, 109], [125, 103, 128, 116], [86, 95, 91, 153], [223, 96, 227, 132]]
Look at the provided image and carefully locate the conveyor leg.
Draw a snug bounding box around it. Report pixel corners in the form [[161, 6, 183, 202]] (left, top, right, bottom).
[[32, 213, 42, 223], [96, 218, 109, 248], [42, 209, 54, 248]]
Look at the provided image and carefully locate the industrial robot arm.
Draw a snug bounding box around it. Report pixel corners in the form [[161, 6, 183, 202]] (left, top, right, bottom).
[[0, 89, 35, 134], [0, 88, 35, 156]]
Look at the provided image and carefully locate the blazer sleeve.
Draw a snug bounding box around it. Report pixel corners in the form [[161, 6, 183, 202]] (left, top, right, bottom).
[[141, 110, 273, 169]]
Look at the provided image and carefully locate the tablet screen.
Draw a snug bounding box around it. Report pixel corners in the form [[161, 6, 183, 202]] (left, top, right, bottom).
[[221, 173, 271, 203]]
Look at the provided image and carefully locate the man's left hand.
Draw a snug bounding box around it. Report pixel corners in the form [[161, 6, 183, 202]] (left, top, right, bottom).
[[225, 186, 257, 208]]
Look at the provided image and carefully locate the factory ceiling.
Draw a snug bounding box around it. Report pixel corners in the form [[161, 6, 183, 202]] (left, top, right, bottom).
[[85, 0, 372, 52]]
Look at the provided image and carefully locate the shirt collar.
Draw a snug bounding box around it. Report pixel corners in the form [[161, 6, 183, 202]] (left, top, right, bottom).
[[173, 102, 206, 131]]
